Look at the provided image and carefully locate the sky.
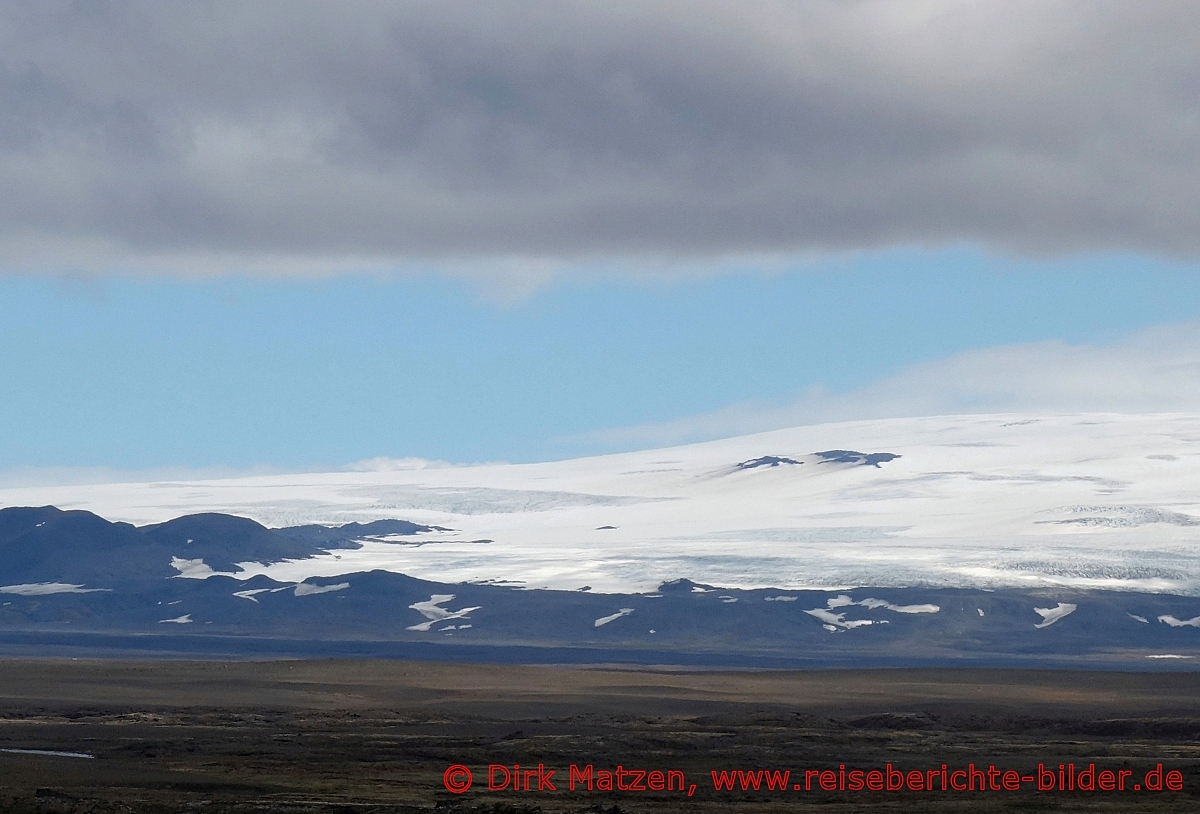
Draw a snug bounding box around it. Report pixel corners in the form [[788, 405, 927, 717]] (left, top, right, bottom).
[[3, 1, 1200, 472]]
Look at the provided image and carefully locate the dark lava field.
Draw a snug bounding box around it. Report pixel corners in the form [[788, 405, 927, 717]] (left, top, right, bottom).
[[0, 659, 1198, 813]]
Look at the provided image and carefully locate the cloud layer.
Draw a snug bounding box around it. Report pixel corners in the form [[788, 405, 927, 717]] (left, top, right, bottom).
[[3, 1, 1200, 273], [584, 321, 1200, 449]]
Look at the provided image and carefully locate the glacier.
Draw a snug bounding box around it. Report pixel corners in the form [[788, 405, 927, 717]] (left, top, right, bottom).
[[3, 413, 1200, 596]]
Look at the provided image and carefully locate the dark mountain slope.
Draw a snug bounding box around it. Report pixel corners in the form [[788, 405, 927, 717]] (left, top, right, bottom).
[[1, 506, 1197, 668], [142, 513, 331, 572], [0, 506, 439, 586]]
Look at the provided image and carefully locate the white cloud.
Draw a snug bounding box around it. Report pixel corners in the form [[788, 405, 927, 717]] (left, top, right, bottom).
[[581, 321, 1200, 449], [157, 614, 193, 624]]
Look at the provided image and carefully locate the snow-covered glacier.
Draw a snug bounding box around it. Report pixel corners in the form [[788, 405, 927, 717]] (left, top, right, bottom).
[[4, 413, 1200, 596]]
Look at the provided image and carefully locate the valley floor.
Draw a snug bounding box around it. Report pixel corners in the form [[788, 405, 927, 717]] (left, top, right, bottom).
[[0, 659, 1198, 812]]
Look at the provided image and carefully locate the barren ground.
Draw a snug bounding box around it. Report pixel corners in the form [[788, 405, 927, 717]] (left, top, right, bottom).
[[0, 659, 1198, 813]]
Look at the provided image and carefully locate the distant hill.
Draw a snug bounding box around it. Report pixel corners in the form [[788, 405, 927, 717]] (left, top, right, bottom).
[[0, 506, 442, 584], [0, 505, 1197, 668]]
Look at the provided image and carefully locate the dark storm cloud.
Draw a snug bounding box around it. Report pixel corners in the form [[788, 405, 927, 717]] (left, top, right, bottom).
[[1, 0, 1198, 270]]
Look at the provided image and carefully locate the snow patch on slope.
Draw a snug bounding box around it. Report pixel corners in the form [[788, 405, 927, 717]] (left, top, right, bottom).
[[406, 595, 481, 632], [806, 594, 939, 632], [158, 614, 192, 624], [171, 557, 235, 579], [232, 587, 287, 602], [1034, 603, 1077, 628], [0, 583, 110, 596], [804, 607, 882, 631], [294, 582, 349, 596], [1158, 614, 1200, 628], [594, 607, 635, 627]]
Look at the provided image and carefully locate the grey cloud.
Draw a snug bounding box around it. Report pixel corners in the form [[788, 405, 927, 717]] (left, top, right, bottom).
[[2, 0, 1199, 272]]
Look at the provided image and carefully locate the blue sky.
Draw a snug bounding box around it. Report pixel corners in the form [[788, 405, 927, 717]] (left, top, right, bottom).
[[4, 3, 1200, 472], [4, 247, 1200, 470]]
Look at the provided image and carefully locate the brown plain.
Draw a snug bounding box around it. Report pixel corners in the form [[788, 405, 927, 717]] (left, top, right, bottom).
[[1, 659, 1198, 813]]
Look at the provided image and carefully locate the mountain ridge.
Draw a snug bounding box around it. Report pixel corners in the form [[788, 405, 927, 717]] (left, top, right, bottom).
[[1, 504, 1197, 668]]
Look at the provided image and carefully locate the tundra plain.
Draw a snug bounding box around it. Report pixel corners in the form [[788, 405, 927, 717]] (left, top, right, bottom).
[[0, 659, 1198, 813]]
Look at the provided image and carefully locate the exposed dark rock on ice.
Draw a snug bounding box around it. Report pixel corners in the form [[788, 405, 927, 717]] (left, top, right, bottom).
[[736, 456, 803, 469], [815, 450, 901, 467]]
